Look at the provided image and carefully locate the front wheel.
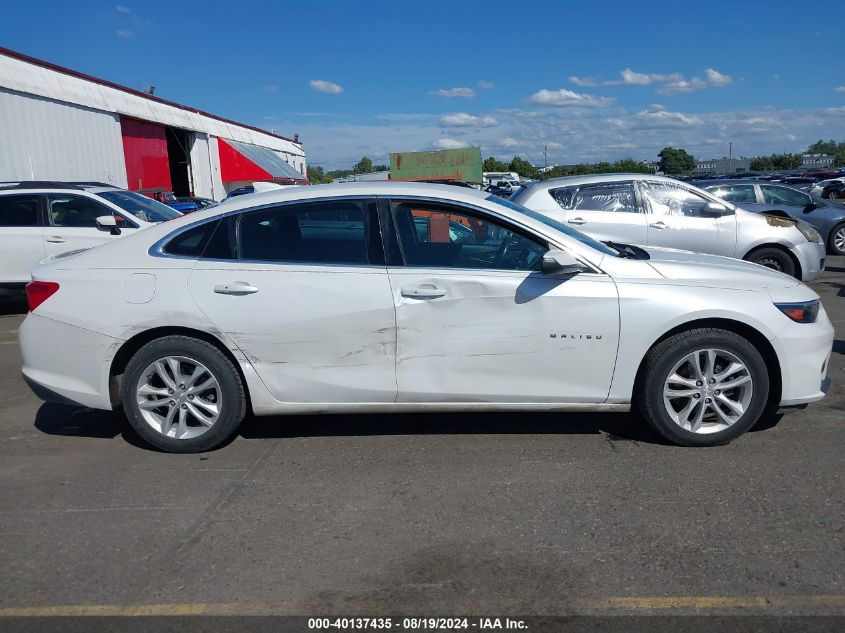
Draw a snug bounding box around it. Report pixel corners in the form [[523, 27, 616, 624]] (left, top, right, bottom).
[[636, 328, 770, 446], [828, 222, 845, 256], [745, 247, 797, 278], [121, 335, 246, 452], [828, 190, 840, 200]]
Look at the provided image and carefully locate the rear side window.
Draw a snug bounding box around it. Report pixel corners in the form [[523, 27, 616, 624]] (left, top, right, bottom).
[[239, 200, 369, 264], [0, 194, 41, 226], [162, 218, 237, 259], [761, 186, 810, 207], [550, 182, 638, 213]]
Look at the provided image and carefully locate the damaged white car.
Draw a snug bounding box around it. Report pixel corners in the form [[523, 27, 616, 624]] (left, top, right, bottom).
[[19, 182, 833, 452]]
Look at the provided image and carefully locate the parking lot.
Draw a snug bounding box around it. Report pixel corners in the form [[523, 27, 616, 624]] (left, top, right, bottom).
[[0, 259, 843, 622]]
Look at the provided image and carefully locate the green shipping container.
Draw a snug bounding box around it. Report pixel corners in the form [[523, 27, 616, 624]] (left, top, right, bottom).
[[390, 147, 483, 183]]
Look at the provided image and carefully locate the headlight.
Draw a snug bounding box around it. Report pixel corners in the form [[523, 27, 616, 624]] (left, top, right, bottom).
[[775, 300, 820, 323], [795, 221, 823, 244]]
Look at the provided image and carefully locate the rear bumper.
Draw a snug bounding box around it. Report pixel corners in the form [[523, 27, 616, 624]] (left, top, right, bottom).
[[792, 240, 826, 281], [20, 313, 116, 410]]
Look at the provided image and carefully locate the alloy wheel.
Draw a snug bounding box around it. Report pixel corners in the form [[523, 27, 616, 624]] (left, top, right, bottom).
[[135, 356, 222, 439], [834, 227, 845, 254], [662, 348, 753, 434]]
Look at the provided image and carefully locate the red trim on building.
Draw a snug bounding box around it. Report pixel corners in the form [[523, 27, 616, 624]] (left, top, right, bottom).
[[217, 139, 274, 183], [120, 117, 172, 192], [0, 46, 303, 148]]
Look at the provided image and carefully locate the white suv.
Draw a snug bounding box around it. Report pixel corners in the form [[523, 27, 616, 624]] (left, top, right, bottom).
[[0, 182, 180, 293]]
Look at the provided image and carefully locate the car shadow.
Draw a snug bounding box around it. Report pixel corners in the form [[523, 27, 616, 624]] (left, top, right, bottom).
[[833, 339, 845, 356], [0, 297, 27, 316], [34, 403, 785, 452]]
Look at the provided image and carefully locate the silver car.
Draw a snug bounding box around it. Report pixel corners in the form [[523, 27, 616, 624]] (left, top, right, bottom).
[[511, 174, 826, 281]]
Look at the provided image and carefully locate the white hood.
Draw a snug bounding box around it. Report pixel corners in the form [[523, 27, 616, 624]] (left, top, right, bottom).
[[642, 246, 801, 290]]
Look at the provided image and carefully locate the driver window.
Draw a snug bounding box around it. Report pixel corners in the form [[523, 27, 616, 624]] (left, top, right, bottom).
[[390, 201, 547, 271], [47, 194, 119, 228], [641, 182, 712, 218]]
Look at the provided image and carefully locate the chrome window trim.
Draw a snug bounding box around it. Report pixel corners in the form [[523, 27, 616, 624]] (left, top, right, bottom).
[[148, 193, 605, 274]]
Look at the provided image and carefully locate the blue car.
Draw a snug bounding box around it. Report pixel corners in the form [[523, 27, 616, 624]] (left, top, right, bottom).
[[700, 180, 845, 256]]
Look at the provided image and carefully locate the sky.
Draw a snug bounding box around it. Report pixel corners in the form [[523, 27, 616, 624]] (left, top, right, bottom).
[[2, 0, 844, 170]]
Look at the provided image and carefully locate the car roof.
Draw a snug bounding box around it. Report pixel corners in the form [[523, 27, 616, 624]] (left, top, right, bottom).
[[517, 172, 684, 194], [211, 181, 491, 213], [0, 181, 83, 192]]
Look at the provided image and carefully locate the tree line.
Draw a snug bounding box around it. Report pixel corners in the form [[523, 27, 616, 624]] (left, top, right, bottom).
[[307, 139, 845, 183]]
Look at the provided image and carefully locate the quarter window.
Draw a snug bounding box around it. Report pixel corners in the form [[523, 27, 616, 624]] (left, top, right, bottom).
[[641, 182, 714, 217], [550, 182, 638, 213], [761, 186, 810, 207], [238, 200, 369, 264], [390, 201, 547, 271], [0, 194, 41, 227]]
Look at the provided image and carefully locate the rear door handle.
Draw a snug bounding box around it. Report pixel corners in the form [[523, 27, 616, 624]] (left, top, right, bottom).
[[649, 221, 668, 229], [567, 217, 586, 225], [214, 281, 259, 295], [401, 285, 446, 299], [46, 236, 66, 243]]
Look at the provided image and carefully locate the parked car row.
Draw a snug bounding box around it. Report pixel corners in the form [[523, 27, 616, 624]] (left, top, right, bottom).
[[19, 182, 834, 453], [510, 174, 828, 279]]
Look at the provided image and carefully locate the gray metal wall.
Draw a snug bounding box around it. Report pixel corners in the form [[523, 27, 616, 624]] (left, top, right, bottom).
[[0, 88, 128, 185]]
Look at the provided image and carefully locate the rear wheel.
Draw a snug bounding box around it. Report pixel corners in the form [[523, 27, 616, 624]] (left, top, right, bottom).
[[745, 247, 797, 278], [829, 190, 840, 200], [828, 222, 845, 256], [121, 336, 246, 453], [636, 328, 769, 446]]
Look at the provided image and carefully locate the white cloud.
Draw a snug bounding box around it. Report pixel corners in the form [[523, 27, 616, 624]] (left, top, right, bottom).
[[500, 137, 520, 147], [433, 138, 469, 149], [835, 86, 845, 93], [825, 106, 845, 115], [309, 80, 343, 94], [263, 84, 279, 93], [569, 76, 598, 87], [659, 68, 732, 94], [527, 88, 614, 107], [619, 68, 683, 86], [116, 29, 133, 38], [635, 108, 703, 127], [440, 113, 497, 127], [478, 80, 494, 89], [116, 4, 130, 12], [429, 87, 475, 98]]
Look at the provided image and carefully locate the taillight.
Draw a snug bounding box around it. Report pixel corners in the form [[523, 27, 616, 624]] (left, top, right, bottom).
[[25, 281, 60, 312]]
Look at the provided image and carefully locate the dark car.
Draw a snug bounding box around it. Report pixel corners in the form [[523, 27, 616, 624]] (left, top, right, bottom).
[[177, 196, 217, 211], [224, 186, 255, 199], [811, 179, 845, 200], [700, 179, 845, 256], [141, 190, 199, 213]]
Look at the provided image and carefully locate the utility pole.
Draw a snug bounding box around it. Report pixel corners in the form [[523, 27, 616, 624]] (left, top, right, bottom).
[[544, 145, 548, 170], [729, 142, 733, 174]]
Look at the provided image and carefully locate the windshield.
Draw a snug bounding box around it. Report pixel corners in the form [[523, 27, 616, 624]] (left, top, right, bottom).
[[98, 190, 182, 223], [485, 194, 618, 256]]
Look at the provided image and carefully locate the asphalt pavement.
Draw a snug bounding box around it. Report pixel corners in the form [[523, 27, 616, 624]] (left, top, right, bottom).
[[0, 258, 843, 627]]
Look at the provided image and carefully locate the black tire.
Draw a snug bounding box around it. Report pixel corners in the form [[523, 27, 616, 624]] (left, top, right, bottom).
[[745, 246, 797, 278], [829, 190, 840, 200], [121, 335, 246, 453], [828, 222, 845, 256], [636, 328, 770, 447]]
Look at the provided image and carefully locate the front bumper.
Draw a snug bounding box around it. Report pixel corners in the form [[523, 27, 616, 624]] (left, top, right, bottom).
[[772, 304, 835, 406], [792, 240, 826, 281]]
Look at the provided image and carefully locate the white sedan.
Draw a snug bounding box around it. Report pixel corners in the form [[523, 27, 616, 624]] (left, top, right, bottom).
[[19, 183, 833, 452]]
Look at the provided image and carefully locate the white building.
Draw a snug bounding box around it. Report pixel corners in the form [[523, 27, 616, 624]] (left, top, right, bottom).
[[0, 47, 306, 201], [801, 153, 834, 170]]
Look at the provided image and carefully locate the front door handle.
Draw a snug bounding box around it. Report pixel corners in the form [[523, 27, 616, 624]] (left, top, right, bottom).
[[401, 285, 446, 299], [567, 217, 587, 225], [214, 281, 259, 295], [649, 221, 668, 229], [46, 236, 66, 243]]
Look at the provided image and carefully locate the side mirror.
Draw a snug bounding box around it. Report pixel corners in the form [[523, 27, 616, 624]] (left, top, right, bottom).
[[541, 249, 585, 275], [701, 201, 729, 216], [96, 215, 121, 235]]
